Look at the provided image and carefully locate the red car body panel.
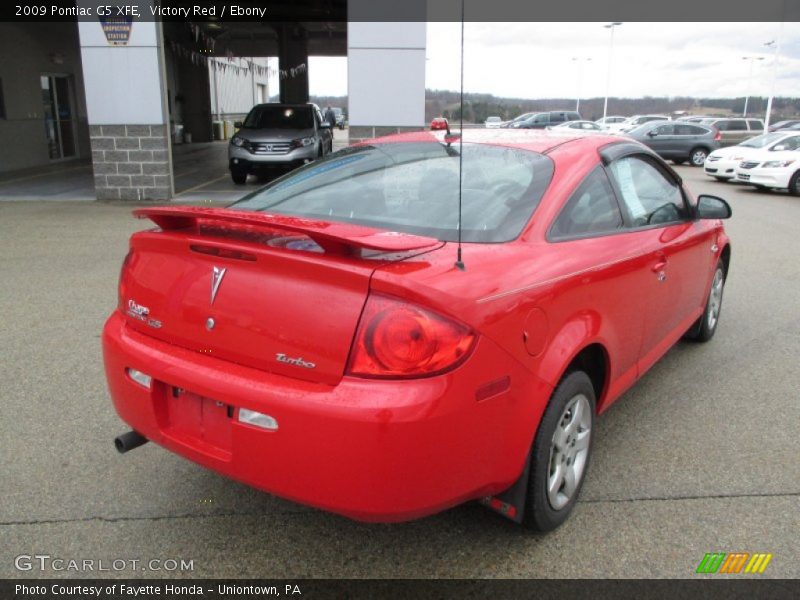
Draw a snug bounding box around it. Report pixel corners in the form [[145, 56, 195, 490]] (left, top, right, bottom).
[[104, 131, 729, 521]]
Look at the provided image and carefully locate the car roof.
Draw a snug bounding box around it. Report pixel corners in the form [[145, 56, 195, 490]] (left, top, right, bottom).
[[253, 103, 313, 109], [361, 128, 624, 154]]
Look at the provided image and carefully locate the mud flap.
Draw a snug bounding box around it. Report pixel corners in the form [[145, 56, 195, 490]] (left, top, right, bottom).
[[479, 453, 531, 523]]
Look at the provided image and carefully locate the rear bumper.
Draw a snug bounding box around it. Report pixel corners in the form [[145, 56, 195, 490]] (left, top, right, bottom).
[[103, 312, 547, 522]]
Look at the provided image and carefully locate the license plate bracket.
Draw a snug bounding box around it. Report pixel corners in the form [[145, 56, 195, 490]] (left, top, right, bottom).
[[165, 388, 233, 455]]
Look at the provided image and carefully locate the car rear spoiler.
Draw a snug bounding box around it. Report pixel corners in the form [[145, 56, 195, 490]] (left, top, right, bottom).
[[133, 206, 441, 254]]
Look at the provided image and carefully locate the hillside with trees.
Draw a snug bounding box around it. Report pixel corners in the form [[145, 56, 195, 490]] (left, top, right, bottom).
[[311, 93, 800, 124]]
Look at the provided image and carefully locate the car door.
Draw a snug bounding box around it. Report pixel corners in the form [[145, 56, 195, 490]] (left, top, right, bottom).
[[547, 165, 651, 387], [605, 154, 716, 367], [726, 120, 749, 145], [645, 123, 676, 158], [747, 119, 764, 138]]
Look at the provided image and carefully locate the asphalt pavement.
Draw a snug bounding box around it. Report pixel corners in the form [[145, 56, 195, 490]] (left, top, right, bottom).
[[0, 166, 798, 579]]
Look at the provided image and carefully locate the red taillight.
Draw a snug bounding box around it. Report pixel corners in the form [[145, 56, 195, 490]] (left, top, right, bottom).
[[713, 127, 721, 141], [117, 250, 134, 310], [346, 294, 476, 378]]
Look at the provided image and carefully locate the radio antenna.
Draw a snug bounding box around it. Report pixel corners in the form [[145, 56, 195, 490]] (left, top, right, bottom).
[[454, 0, 466, 271]]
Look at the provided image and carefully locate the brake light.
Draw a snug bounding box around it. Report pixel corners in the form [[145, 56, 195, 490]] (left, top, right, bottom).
[[346, 294, 476, 378], [117, 250, 134, 310], [713, 127, 721, 141]]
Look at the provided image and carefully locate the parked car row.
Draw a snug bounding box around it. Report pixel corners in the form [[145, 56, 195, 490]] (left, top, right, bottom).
[[703, 131, 800, 195]]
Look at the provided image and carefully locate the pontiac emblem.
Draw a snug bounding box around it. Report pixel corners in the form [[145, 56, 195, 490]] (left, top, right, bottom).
[[210, 266, 226, 305]]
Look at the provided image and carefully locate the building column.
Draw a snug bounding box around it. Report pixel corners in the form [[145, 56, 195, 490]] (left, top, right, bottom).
[[347, 21, 426, 141], [78, 3, 172, 201], [278, 24, 309, 104]]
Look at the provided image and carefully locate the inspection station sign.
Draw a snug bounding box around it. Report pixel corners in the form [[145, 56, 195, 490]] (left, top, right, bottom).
[[99, 15, 132, 45]]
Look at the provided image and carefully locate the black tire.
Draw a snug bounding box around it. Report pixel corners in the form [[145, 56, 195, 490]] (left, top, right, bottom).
[[522, 371, 595, 532], [689, 147, 709, 167], [789, 171, 800, 196], [230, 170, 247, 185], [685, 261, 726, 343]]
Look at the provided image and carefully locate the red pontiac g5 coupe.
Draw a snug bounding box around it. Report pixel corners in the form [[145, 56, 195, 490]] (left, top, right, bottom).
[[104, 130, 731, 531]]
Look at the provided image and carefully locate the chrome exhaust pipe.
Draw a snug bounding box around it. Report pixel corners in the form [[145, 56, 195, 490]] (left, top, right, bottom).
[[114, 430, 148, 454]]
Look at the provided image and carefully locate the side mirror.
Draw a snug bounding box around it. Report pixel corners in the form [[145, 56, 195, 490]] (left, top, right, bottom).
[[771, 144, 786, 151], [696, 195, 732, 220], [320, 122, 331, 129], [233, 121, 243, 129], [648, 130, 658, 137]]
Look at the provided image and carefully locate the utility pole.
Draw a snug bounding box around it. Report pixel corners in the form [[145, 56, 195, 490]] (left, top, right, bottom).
[[763, 22, 784, 130], [602, 23, 622, 122], [572, 57, 592, 114], [741, 56, 764, 117]]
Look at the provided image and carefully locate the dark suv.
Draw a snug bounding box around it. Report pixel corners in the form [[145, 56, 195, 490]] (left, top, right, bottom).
[[506, 111, 581, 129]]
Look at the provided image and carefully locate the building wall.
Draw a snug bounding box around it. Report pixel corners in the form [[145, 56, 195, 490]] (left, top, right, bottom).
[[208, 57, 274, 121], [347, 22, 426, 140], [0, 23, 90, 173], [78, 14, 172, 200]]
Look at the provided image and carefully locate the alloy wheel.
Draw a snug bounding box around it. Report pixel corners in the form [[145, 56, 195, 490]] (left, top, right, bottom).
[[707, 268, 724, 330], [547, 393, 592, 510], [691, 149, 708, 166]]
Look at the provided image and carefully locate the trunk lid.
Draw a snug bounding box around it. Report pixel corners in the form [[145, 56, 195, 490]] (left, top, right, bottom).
[[121, 207, 441, 385]]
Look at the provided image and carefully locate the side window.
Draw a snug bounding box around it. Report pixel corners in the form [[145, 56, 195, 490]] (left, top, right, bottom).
[[715, 120, 730, 131], [550, 166, 624, 239], [607, 156, 688, 227], [549, 113, 565, 123], [779, 136, 800, 151], [655, 124, 674, 135], [727, 120, 747, 131], [747, 120, 764, 130]]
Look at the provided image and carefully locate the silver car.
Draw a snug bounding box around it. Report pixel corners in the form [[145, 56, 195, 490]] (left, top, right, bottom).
[[625, 121, 721, 166], [229, 103, 333, 184]]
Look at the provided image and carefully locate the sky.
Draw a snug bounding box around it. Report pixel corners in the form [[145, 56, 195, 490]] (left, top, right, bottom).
[[308, 22, 800, 99]]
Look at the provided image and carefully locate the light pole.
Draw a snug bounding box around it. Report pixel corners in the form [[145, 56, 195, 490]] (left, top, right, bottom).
[[741, 56, 764, 117], [763, 24, 783, 131], [571, 57, 592, 114], [602, 22, 622, 123]]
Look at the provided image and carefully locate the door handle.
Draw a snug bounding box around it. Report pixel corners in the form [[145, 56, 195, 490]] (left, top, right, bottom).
[[651, 261, 668, 273]]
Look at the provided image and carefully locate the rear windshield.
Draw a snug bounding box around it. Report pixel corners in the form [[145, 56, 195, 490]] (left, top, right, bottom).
[[243, 105, 313, 129], [740, 132, 786, 148], [230, 141, 555, 243]]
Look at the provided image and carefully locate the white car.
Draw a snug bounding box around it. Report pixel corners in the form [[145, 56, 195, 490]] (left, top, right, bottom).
[[485, 116, 503, 128], [595, 116, 626, 131], [547, 120, 603, 133], [619, 115, 671, 133], [734, 145, 800, 195], [704, 132, 800, 182]]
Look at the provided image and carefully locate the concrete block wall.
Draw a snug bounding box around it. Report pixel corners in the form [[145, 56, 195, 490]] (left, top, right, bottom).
[[89, 125, 170, 200]]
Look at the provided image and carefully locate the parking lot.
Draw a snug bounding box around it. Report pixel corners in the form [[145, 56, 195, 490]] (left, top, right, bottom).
[[0, 166, 798, 579], [0, 130, 350, 203]]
